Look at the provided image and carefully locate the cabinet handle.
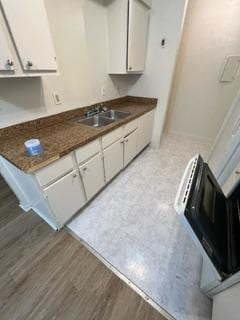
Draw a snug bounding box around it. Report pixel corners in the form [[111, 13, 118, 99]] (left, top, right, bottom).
[[7, 59, 14, 66], [27, 61, 33, 67]]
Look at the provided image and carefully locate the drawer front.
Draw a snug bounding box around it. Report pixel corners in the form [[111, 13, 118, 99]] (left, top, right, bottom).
[[35, 154, 74, 187], [102, 127, 123, 149], [124, 119, 138, 137], [75, 139, 101, 165]]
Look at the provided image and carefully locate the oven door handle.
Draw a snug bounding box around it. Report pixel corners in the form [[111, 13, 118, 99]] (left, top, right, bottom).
[[174, 155, 199, 215]]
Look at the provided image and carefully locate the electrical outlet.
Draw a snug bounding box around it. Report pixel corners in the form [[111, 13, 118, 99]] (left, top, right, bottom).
[[101, 86, 106, 97], [53, 92, 62, 105]]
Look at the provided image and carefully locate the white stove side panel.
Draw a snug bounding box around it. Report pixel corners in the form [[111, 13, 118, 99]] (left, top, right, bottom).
[[200, 256, 222, 297], [179, 214, 222, 293], [212, 282, 240, 320]]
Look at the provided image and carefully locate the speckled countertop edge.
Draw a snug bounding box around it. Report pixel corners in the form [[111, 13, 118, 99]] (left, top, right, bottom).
[[0, 96, 157, 173]]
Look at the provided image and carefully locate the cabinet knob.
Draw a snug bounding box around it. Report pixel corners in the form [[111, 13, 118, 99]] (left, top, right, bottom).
[[73, 174, 77, 178], [129, 66, 132, 70], [27, 61, 33, 67], [125, 139, 129, 143], [120, 140, 124, 144], [236, 171, 240, 175], [7, 59, 14, 66], [83, 167, 87, 172]]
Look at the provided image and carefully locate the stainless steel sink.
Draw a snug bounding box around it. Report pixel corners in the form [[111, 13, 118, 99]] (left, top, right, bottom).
[[72, 109, 131, 128], [101, 110, 131, 120], [75, 115, 116, 128]]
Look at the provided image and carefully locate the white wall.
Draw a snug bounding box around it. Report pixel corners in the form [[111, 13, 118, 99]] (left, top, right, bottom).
[[126, 0, 188, 147], [82, 0, 130, 102], [0, 0, 129, 128], [165, 0, 240, 142]]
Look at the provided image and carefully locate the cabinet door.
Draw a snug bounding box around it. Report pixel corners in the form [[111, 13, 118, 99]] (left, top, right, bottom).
[[103, 139, 124, 183], [44, 170, 86, 226], [124, 130, 138, 166], [137, 110, 154, 152], [127, 0, 150, 72], [1, 0, 57, 71], [0, 22, 15, 71], [79, 154, 105, 201]]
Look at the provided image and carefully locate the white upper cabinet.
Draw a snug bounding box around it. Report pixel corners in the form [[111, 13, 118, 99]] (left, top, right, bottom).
[[0, 23, 15, 72], [128, 0, 151, 72], [107, 0, 151, 74], [0, 0, 57, 76]]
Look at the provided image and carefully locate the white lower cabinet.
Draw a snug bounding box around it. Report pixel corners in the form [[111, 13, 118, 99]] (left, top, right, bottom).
[[103, 139, 124, 183], [137, 110, 154, 152], [44, 170, 86, 226], [79, 153, 105, 200], [3, 111, 155, 230], [124, 129, 138, 166]]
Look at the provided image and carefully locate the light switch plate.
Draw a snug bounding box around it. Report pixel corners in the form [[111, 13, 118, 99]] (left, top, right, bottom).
[[220, 55, 240, 83], [101, 86, 106, 96], [53, 92, 62, 105]]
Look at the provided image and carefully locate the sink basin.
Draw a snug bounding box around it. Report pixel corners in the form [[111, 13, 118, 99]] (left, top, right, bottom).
[[75, 115, 116, 128], [101, 110, 131, 120], [73, 109, 131, 128]]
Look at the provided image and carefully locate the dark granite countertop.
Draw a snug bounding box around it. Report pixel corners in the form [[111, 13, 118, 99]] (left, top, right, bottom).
[[0, 96, 157, 173]]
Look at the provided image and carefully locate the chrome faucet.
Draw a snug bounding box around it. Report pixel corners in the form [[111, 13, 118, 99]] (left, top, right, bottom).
[[84, 104, 108, 117]]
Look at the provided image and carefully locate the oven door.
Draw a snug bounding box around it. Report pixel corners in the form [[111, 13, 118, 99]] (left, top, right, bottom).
[[175, 155, 229, 278]]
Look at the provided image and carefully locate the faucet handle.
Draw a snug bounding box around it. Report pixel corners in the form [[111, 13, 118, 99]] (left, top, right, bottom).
[[99, 105, 107, 112], [102, 106, 108, 112], [84, 104, 107, 117], [84, 110, 91, 117], [95, 105, 101, 112]]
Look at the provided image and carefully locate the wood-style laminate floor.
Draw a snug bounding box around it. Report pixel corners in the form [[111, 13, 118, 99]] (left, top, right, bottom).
[[0, 175, 167, 320]]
